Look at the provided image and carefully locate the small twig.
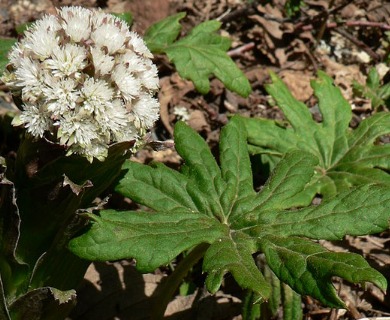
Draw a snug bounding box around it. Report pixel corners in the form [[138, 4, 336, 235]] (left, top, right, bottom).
[[216, 8, 231, 21], [316, 0, 336, 43], [333, 28, 381, 61], [294, 0, 350, 33], [300, 20, 390, 32], [327, 308, 338, 320], [338, 20, 390, 30], [309, 308, 332, 315], [294, 0, 357, 34], [262, 14, 291, 23], [344, 297, 363, 319], [368, 308, 390, 316], [219, 5, 256, 24], [227, 42, 255, 57], [302, 42, 318, 72], [361, 235, 385, 248]]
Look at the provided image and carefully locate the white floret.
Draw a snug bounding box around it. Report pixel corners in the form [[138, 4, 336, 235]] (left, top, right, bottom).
[[2, 6, 160, 162]]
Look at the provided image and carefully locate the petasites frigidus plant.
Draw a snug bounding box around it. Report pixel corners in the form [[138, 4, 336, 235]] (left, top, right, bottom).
[[242, 71, 390, 200], [69, 116, 390, 318], [0, 6, 160, 319]]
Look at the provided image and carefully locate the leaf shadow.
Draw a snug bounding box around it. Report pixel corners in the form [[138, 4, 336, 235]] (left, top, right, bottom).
[[68, 261, 154, 320], [67, 261, 242, 319]]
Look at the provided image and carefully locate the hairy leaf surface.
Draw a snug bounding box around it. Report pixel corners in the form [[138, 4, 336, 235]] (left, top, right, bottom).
[[259, 236, 386, 307], [244, 71, 390, 198], [75, 210, 225, 272], [70, 116, 389, 307]]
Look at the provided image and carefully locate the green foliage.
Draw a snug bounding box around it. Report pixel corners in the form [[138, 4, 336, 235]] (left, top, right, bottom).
[[242, 290, 261, 320], [111, 12, 133, 26], [284, 0, 305, 18], [144, 12, 185, 53], [243, 71, 390, 198], [353, 67, 390, 110], [245, 263, 302, 320], [8, 288, 76, 320], [0, 38, 16, 75], [281, 283, 302, 320], [69, 116, 389, 310], [144, 13, 251, 97], [0, 139, 133, 318], [15, 23, 32, 35]]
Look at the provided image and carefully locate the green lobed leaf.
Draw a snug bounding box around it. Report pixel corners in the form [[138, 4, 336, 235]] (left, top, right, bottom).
[[164, 22, 251, 96], [69, 210, 226, 272], [115, 161, 200, 214], [144, 12, 185, 53], [144, 13, 251, 97], [245, 118, 298, 157], [249, 184, 390, 241], [174, 121, 226, 221], [345, 111, 390, 147], [265, 72, 317, 145], [219, 116, 255, 215], [244, 71, 390, 197], [259, 235, 386, 308], [70, 115, 390, 307], [203, 234, 270, 299], [311, 70, 351, 165], [244, 150, 318, 211], [230, 150, 318, 228], [70, 117, 271, 295]]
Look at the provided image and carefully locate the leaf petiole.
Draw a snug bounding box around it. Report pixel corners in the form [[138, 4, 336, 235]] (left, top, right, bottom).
[[151, 243, 210, 319]]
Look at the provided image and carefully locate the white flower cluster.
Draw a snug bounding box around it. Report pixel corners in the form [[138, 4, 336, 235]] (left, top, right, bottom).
[[2, 6, 160, 161]]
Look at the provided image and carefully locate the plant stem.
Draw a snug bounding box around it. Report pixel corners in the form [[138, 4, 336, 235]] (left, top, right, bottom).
[[316, 0, 335, 44], [333, 28, 381, 61], [151, 243, 210, 319]]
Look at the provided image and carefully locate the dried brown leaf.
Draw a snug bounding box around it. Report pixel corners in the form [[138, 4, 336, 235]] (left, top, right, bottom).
[[250, 15, 284, 39]]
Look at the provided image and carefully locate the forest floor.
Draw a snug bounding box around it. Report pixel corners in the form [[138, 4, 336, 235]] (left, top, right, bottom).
[[1, 0, 390, 319]]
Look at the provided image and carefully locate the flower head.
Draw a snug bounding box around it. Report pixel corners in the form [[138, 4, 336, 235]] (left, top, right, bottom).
[[2, 6, 160, 162]]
